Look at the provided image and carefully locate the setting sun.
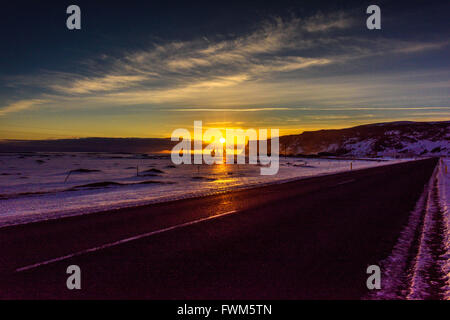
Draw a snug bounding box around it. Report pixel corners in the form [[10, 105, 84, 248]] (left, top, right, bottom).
[[219, 137, 226, 144]]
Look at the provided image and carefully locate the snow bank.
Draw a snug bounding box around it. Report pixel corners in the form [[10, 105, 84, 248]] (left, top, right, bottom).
[[437, 158, 450, 299]]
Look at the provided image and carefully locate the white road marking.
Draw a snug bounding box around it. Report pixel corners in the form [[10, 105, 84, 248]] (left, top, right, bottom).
[[15, 210, 238, 273], [334, 179, 356, 186]]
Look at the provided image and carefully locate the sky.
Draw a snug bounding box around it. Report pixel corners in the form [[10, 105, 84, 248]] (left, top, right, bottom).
[[0, 0, 449, 139]]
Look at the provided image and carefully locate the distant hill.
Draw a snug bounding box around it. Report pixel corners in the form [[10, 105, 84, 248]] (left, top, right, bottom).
[[280, 121, 450, 157]]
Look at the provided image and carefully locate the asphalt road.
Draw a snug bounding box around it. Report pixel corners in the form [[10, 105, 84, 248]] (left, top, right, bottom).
[[0, 158, 437, 299]]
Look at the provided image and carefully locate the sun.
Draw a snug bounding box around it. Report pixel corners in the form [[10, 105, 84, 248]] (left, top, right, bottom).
[[219, 137, 226, 144]]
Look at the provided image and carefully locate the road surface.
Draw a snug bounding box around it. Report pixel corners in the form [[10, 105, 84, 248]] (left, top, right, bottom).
[[0, 158, 437, 299]]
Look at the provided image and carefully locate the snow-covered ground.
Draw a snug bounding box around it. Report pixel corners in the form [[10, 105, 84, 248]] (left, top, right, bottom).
[[371, 157, 450, 299], [438, 158, 450, 224], [0, 152, 408, 227], [438, 157, 450, 298]]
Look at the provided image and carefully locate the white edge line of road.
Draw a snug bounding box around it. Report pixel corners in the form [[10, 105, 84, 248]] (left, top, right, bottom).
[[15, 210, 238, 273]]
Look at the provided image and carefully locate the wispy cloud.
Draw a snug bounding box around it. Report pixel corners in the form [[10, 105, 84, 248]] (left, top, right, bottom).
[[0, 99, 47, 117], [1, 12, 449, 118], [394, 41, 450, 54], [167, 106, 450, 112], [50, 75, 147, 95], [303, 11, 355, 32], [168, 107, 294, 112]]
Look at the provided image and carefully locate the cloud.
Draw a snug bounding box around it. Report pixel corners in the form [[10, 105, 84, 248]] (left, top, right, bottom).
[[167, 106, 450, 113], [168, 107, 294, 112], [0, 99, 47, 117], [2, 13, 449, 117], [50, 75, 147, 95], [393, 41, 450, 54], [303, 12, 355, 32]]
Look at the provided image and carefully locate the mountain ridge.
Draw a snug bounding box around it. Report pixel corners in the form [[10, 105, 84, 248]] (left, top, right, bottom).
[[279, 120, 450, 157]]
